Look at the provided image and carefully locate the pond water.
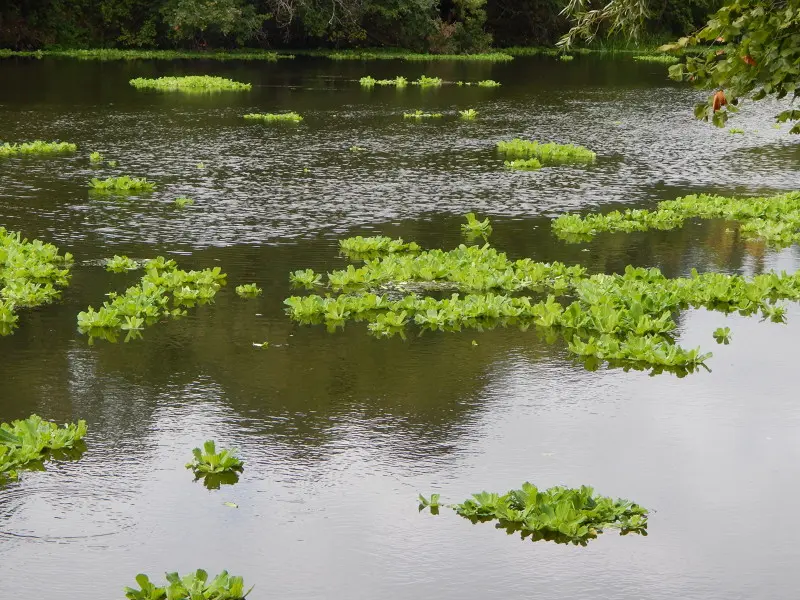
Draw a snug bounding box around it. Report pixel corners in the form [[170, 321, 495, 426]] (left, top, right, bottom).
[[0, 55, 799, 600]]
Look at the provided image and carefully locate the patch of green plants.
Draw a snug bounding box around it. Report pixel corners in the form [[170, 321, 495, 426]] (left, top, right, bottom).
[[186, 440, 244, 475], [0, 141, 77, 158], [403, 110, 443, 119], [89, 176, 155, 193], [412, 75, 442, 87], [77, 256, 226, 343], [243, 112, 303, 123], [325, 50, 512, 62], [505, 158, 543, 170], [282, 217, 800, 374], [559, 55, 575, 61], [459, 109, 478, 119], [235, 283, 262, 298], [349, 146, 365, 152], [420, 483, 647, 546], [461, 213, 493, 239], [89, 151, 103, 163], [2, 48, 282, 62], [551, 191, 800, 248], [359, 75, 408, 87], [105, 255, 140, 273], [713, 326, 732, 344], [729, 128, 745, 134], [497, 139, 596, 165], [124, 569, 252, 600], [174, 197, 194, 208], [633, 54, 679, 64], [0, 227, 73, 336], [129, 76, 251, 92], [0, 415, 87, 482], [339, 236, 420, 259], [477, 79, 501, 87]]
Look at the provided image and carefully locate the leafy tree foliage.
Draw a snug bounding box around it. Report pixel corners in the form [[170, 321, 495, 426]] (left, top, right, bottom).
[[662, 0, 800, 133]]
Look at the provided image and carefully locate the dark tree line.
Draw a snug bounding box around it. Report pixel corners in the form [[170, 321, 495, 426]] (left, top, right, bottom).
[[0, 0, 719, 51]]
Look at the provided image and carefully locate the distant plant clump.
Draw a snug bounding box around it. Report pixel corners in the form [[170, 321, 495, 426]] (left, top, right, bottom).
[[0, 141, 77, 158], [77, 256, 226, 343], [89, 176, 155, 193], [403, 110, 443, 119], [105, 255, 141, 273], [505, 157, 543, 170], [497, 139, 596, 165], [0, 227, 73, 336], [359, 75, 408, 87], [174, 197, 194, 208], [551, 191, 800, 247], [459, 109, 478, 119], [633, 54, 679, 64], [339, 236, 421, 259], [412, 75, 443, 87], [0, 415, 87, 482], [129, 76, 251, 92], [243, 112, 303, 123], [124, 569, 252, 600], [327, 50, 512, 62], [420, 483, 648, 546], [235, 283, 262, 297]]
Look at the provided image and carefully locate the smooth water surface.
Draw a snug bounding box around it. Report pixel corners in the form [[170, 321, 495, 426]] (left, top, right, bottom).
[[0, 55, 799, 600]]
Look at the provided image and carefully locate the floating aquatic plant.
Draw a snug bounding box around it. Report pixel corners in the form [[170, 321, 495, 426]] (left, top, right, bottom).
[[77, 257, 226, 343], [505, 158, 543, 170], [186, 440, 244, 476], [633, 54, 679, 64], [423, 483, 647, 546], [89, 151, 103, 163], [559, 55, 575, 61], [339, 236, 420, 259], [551, 191, 800, 248], [497, 139, 596, 165], [461, 213, 493, 239], [3, 48, 282, 61], [174, 197, 194, 208], [477, 80, 501, 87], [359, 75, 407, 87], [0, 141, 77, 158], [129, 76, 251, 92], [282, 216, 800, 373], [326, 50, 513, 62], [403, 110, 443, 119], [713, 326, 732, 344], [89, 176, 155, 193], [108, 160, 118, 167], [349, 146, 365, 152], [459, 109, 478, 119], [0, 415, 87, 482], [235, 283, 262, 298], [196, 162, 205, 169], [105, 255, 140, 273], [0, 227, 73, 336], [729, 127, 745, 134], [124, 570, 253, 600], [243, 112, 303, 123], [412, 75, 442, 87], [289, 269, 323, 289]]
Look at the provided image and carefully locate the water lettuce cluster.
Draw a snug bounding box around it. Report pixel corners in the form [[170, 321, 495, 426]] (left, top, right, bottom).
[[327, 50, 512, 62], [359, 75, 408, 87], [505, 157, 543, 170], [105, 255, 141, 273], [0, 415, 87, 482], [129, 76, 251, 92], [461, 213, 492, 239], [0, 227, 73, 336], [339, 235, 421, 259], [633, 54, 679, 64], [422, 483, 647, 546], [89, 176, 155, 193], [459, 109, 478, 119], [551, 191, 800, 247], [235, 283, 262, 297], [77, 256, 226, 343], [243, 112, 303, 123], [0, 141, 77, 157], [412, 75, 443, 87], [456, 79, 501, 87], [497, 138, 597, 165], [403, 110, 443, 119], [125, 570, 252, 600], [283, 223, 800, 374], [174, 196, 194, 208]]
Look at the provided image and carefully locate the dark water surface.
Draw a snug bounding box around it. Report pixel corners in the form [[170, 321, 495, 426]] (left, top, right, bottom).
[[0, 56, 799, 600]]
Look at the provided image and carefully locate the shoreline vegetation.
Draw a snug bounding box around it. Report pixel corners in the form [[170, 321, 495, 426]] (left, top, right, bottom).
[[0, 46, 683, 62]]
